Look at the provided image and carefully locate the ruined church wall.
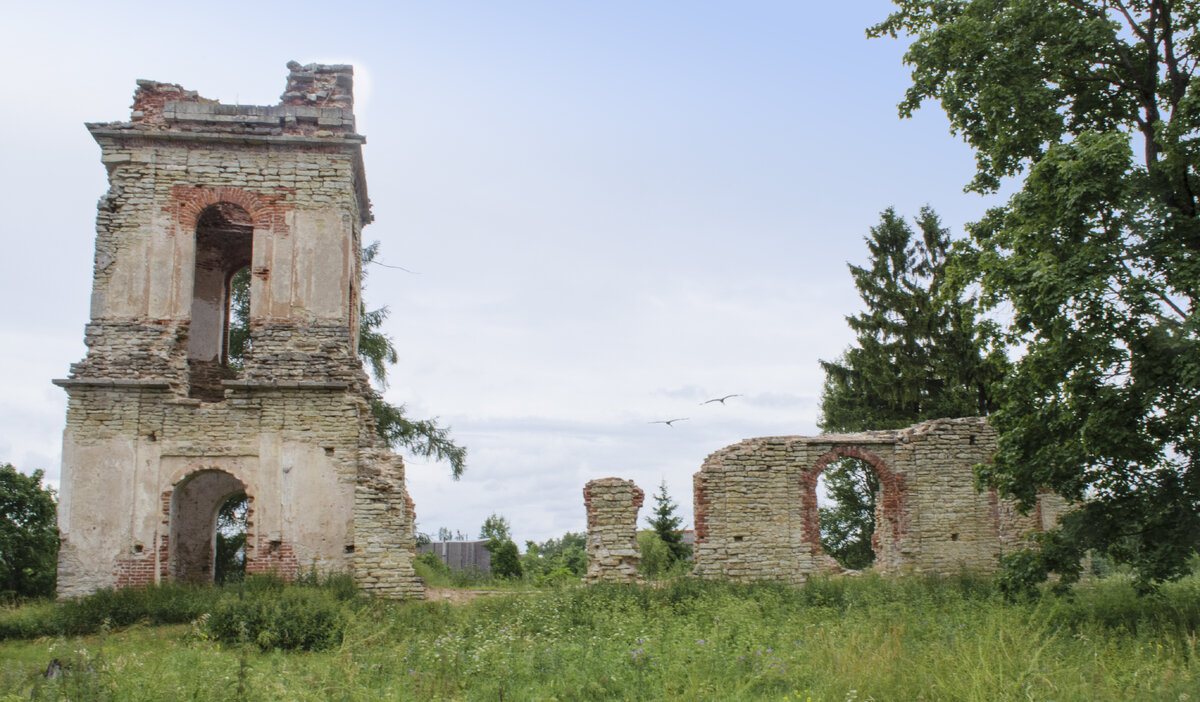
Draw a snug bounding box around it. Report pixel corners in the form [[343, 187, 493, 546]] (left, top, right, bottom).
[[56, 64, 422, 599], [55, 382, 374, 597], [693, 417, 1061, 584], [75, 137, 366, 387], [583, 478, 644, 583]]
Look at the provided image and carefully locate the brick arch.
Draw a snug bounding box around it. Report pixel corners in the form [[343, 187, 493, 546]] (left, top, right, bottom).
[[799, 445, 909, 566], [161, 466, 257, 584], [169, 184, 293, 236]]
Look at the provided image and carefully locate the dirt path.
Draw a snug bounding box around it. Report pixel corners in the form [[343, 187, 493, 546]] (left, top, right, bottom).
[[423, 587, 499, 604]]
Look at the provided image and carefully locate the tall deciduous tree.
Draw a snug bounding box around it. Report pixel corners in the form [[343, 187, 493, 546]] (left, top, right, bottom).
[[0, 464, 57, 599], [872, 1, 1200, 590], [479, 513, 513, 547], [818, 207, 1010, 568]]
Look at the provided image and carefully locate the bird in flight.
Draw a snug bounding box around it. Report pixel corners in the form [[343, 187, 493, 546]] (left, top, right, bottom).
[[701, 394, 741, 405], [649, 418, 689, 426]]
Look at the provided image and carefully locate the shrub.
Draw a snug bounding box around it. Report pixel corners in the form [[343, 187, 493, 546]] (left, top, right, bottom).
[[205, 587, 350, 651], [490, 540, 522, 579], [413, 551, 451, 582], [637, 530, 671, 578]]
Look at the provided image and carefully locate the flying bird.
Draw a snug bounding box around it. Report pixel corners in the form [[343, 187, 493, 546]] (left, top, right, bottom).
[[701, 394, 742, 405], [649, 418, 689, 426]]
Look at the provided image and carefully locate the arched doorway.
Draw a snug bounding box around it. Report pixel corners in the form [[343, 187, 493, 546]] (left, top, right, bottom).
[[817, 456, 880, 569], [802, 446, 908, 573], [169, 469, 252, 584], [188, 202, 253, 399]]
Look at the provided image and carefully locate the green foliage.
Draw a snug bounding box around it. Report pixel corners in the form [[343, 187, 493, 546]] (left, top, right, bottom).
[[0, 581, 222, 639], [646, 481, 690, 565], [479, 513, 513, 547], [225, 267, 251, 369], [637, 530, 670, 578], [819, 207, 1008, 433], [226, 243, 467, 479], [817, 460, 878, 570], [522, 532, 586, 582], [359, 242, 466, 479], [817, 208, 1007, 568], [489, 540, 523, 579], [873, 0, 1200, 590], [205, 586, 350, 651], [0, 464, 57, 600], [413, 551, 451, 581], [213, 493, 247, 586], [475, 513, 522, 579], [636, 530, 693, 581], [368, 398, 466, 479], [7, 574, 1200, 698]]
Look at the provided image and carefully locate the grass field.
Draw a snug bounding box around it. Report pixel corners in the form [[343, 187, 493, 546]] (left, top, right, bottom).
[[2, 573, 1198, 700]]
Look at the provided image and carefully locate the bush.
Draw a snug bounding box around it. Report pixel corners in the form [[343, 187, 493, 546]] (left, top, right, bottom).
[[490, 540, 523, 579], [205, 586, 350, 651], [0, 582, 222, 640], [413, 551, 451, 583], [637, 530, 671, 578]]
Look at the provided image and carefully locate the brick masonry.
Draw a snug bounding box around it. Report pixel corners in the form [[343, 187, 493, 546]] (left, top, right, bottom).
[[54, 62, 423, 599], [692, 417, 1067, 584], [583, 478, 644, 584]]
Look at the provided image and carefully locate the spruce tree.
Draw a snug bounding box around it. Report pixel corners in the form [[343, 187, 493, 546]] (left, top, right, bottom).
[[646, 481, 689, 565], [818, 207, 1009, 567]]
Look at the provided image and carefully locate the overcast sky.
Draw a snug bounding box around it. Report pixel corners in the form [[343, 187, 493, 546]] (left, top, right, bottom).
[[0, 1, 1009, 547]]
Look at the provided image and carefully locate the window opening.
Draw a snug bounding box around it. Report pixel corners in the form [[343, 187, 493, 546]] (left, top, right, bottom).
[[817, 457, 879, 570], [187, 203, 253, 399]]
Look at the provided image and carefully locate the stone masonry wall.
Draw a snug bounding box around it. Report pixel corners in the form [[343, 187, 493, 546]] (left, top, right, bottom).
[[55, 63, 421, 599], [693, 417, 1065, 584], [353, 450, 424, 599], [584, 478, 644, 583]]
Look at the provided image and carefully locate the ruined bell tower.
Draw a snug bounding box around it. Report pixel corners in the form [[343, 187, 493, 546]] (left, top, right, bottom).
[[54, 62, 423, 599]]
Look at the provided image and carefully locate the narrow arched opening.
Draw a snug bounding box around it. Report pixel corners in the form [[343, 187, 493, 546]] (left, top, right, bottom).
[[188, 203, 253, 400], [226, 267, 252, 370], [169, 470, 251, 584], [214, 492, 248, 584]]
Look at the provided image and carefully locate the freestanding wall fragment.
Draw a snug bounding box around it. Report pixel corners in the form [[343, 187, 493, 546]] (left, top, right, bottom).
[[583, 478, 644, 583], [692, 417, 1067, 584], [53, 62, 423, 599]]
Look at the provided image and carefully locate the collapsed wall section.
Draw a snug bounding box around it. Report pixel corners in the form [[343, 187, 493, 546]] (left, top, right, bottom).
[[583, 478, 644, 583], [692, 417, 1064, 584]]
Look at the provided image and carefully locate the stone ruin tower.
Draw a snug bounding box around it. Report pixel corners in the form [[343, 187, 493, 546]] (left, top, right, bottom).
[[53, 62, 423, 599]]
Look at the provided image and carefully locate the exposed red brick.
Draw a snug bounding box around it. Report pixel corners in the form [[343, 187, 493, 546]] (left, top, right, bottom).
[[804, 445, 909, 557]]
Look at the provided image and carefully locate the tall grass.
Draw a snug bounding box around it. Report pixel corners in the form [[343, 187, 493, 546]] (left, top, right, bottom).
[[2, 573, 1198, 700]]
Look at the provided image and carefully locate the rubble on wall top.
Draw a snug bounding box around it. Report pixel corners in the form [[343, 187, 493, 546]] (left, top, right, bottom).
[[281, 61, 354, 108], [706, 417, 992, 460], [98, 61, 360, 139]]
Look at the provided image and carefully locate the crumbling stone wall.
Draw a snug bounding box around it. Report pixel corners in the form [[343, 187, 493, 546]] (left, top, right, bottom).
[[54, 62, 423, 599], [692, 417, 1066, 584], [583, 478, 644, 583]]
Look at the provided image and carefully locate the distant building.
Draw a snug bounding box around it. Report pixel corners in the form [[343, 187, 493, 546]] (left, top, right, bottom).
[[418, 540, 492, 573]]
